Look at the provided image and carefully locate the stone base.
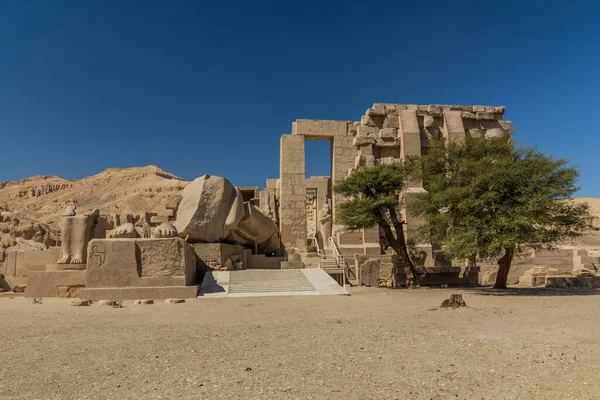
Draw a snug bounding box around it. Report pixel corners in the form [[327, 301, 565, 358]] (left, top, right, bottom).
[[544, 276, 600, 289], [78, 285, 199, 300], [25, 270, 86, 298]]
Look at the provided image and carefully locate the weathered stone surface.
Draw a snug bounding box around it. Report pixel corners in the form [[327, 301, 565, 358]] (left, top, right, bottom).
[[473, 105, 486, 112], [423, 115, 435, 128], [13, 285, 26, 293], [86, 238, 197, 288], [152, 222, 177, 238], [357, 125, 378, 137], [461, 111, 476, 119], [353, 136, 377, 146], [174, 175, 239, 243], [379, 128, 397, 139], [360, 115, 377, 127], [150, 215, 169, 224], [165, 298, 185, 304], [99, 300, 117, 306], [367, 104, 386, 117], [361, 259, 379, 287], [134, 299, 154, 305], [111, 223, 140, 239], [442, 111, 466, 143], [70, 299, 91, 306], [174, 175, 279, 251], [485, 128, 507, 138], [382, 112, 399, 129], [476, 112, 495, 120], [495, 106, 506, 114], [468, 128, 484, 138], [165, 196, 182, 210], [499, 120, 512, 131]]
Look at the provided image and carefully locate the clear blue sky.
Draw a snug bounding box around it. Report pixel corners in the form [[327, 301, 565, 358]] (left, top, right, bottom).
[[1, 1, 599, 196]]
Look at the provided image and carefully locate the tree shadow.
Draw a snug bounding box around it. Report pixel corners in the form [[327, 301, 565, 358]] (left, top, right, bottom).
[[463, 286, 600, 297]]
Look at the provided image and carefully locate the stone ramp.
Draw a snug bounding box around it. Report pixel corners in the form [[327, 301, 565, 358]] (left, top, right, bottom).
[[199, 269, 349, 298]]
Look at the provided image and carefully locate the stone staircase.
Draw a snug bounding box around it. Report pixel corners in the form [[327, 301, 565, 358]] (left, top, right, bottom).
[[317, 248, 349, 287], [199, 269, 349, 298]]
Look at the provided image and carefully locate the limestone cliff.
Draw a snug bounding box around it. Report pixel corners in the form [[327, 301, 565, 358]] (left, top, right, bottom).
[[0, 166, 189, 250]]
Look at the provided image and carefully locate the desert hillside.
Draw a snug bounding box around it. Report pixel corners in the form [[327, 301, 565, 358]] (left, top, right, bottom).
[[0, 165, 189, 249]]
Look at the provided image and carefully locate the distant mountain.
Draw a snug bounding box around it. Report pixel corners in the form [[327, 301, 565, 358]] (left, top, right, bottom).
[[0, 165, 189, 250]]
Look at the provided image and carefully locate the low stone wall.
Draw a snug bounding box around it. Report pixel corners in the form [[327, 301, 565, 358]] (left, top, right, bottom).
[[190, 243, 247, 272], [1, 247, 60, 278]]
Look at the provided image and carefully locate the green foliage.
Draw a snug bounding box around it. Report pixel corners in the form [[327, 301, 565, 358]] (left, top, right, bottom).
[[410, 136, 592, 262], [333, 164, 407, 230]]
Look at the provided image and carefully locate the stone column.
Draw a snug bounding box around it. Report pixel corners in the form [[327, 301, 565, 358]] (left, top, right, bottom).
[[279, 134, 307, 250], [442, 111, 466, 143]]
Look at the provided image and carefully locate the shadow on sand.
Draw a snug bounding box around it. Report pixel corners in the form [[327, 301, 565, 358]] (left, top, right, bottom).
[[462, 286, 600, 297]]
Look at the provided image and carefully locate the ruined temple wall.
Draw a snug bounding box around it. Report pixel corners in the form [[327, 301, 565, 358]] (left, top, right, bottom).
[[279, 104, 511, 254]]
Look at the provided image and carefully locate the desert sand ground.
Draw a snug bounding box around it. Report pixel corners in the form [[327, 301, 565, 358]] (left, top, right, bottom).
[[1, 287, 599, 400]]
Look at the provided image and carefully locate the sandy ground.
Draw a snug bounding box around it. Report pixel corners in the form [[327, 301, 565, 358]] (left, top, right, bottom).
[[1, 287, 599, 400]]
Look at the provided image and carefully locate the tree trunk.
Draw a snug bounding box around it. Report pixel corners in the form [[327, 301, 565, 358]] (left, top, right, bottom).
[[388, 207, 420, 288], [378, 221, 420, 289], [493, 248, 514, 289]]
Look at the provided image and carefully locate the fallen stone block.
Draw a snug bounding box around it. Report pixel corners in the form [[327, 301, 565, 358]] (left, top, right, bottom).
[[134, 299, 154, 305], [165, 298, 185, 304], [70, 299, 91, 306]]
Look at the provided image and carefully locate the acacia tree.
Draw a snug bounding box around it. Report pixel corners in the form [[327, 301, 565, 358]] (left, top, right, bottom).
[[410, 136, 591, 289], [333, 164, 419, 288]]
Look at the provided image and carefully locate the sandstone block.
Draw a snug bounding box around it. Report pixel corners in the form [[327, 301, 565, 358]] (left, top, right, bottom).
[[461, 106, 473, 112], [70, 299, 91, 306], [353, 136, 377, 146], [134, 299, 154, 305], [165, 298, 185, 304], [367, 104, 386, 117], [427, 105, 442, 113], [468, 128, 484, 138], [473, 105, 486, 112], [165, 197, 182, 210], [423, 115, 435, 128], [461, 111, 476, 119], [495, 106, 506, 114], [360, 115, 377, 127], [499, 120, 512, 131], [383, 112, 399, 129], [357, 125, 378, 137], [476, 112, 494, 120], [485, 128, 507, 138], [150, 215, 169, 224], [379, 128, 397, 139]]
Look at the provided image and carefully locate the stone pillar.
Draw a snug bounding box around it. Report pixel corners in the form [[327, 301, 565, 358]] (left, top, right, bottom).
[[331, 136, 355, 221], [442, 111, 466, 143], [399, 110, 423, 190], [279, 134, 307, 250]]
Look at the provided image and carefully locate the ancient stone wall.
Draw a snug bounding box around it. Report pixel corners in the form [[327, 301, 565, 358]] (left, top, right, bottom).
[[278, 104, 511, 256]]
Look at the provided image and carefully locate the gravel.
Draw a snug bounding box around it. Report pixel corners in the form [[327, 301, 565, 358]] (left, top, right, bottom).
[[1, 287, 598, 399]]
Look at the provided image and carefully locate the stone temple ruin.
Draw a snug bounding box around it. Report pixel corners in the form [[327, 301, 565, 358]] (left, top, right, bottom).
[[1, 103, 598, 299]]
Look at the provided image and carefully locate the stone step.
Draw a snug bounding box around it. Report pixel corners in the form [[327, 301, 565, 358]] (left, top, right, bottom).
[[199, 269, 349, 298]]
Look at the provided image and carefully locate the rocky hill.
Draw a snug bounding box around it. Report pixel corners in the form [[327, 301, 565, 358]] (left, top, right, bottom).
[[0, 165, 189, 250]]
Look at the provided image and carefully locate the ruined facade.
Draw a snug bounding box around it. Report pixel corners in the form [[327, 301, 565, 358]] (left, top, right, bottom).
[[270, 104, 511, 256]]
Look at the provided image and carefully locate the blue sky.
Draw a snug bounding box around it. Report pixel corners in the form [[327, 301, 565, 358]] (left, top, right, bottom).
[[1, 1, 599, 196]]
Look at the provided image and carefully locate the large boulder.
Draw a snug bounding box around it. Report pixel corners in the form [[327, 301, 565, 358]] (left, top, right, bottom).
[[174, 175, 280, 253], [174, 175, 242, 243]]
